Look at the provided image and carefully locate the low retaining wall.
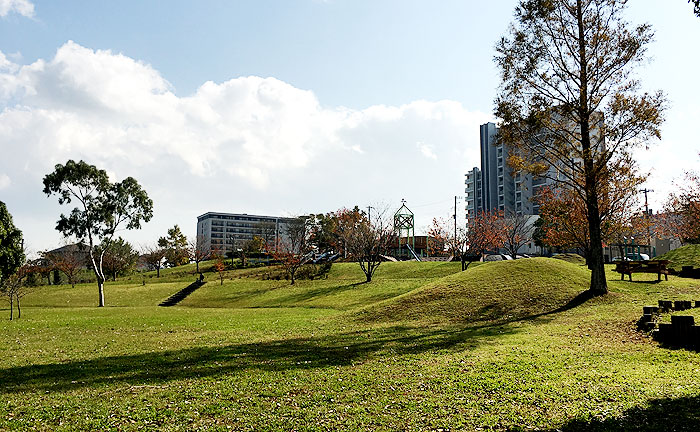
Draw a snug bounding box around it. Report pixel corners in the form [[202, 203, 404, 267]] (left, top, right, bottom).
[[637, 299, 700, 349]]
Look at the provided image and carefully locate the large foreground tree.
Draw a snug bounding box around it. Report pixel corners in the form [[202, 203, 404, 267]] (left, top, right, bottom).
[[43, 160, 153, 306], [495, 0, 665, 295], [0, 201, 24, 288]]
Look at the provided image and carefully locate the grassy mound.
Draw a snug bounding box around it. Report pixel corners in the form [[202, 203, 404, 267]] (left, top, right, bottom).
[[655, 244, 700, 272], [552, 252, 586, 265], [356, 257, 590, 325], [180, 261, 463, 310]]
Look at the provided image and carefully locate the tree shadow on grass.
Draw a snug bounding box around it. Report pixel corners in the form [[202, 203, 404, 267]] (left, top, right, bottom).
[[0, 323, 515, 395], [259, 282, 368, 306], [518, 394, 700, 431], [0, 290, 597, 396]]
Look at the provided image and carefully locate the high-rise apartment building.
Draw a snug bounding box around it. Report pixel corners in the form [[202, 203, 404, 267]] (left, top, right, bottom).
[[465, 122, 548, 222], [464, 167, 481, 220]]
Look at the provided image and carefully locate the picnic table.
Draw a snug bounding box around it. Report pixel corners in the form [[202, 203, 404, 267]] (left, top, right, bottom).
[[614, 260, 670, 281]]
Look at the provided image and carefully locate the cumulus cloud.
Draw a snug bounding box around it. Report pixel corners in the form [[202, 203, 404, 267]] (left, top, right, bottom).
[[0, 41, 491, 249], [0, 0, 34, 17]]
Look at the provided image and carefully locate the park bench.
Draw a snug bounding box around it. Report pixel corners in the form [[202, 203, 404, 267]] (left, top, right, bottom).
[[615, 260, 670, 281]]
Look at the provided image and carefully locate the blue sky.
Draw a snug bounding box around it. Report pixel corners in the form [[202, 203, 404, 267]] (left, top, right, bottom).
[[0, 1, 515, 107], [0, 0, 698, 252]]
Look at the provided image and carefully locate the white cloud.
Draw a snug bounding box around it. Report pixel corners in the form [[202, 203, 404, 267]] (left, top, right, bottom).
[[0, 173, 9, 189], [0, 51, 17, 71], [417, 142, 438, 160], [0, 41, 491, 250], [0, 0, 34, 17]]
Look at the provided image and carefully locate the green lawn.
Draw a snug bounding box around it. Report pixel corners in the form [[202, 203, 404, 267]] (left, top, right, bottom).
[[656, 244, 700, 272], [1, 259, 700, 431]]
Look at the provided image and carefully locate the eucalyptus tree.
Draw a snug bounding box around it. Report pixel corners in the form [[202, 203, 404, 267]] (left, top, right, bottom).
[[495, 0, 665, 295], [43, 160, 153, 306]]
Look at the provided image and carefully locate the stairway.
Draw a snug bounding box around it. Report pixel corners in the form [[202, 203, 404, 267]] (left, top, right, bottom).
[[159, 280, 206, 307]]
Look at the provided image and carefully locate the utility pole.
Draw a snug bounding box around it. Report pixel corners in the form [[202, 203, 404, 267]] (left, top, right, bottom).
[[453, 196, 462, 257], [454, 196, 458, 255], [640, 188, 654, 252], [640, 188, 654, 217], [367, 205, 374, 222]]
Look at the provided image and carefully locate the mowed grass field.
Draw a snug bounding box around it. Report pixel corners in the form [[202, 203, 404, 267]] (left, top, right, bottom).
[[1, 259, 700, 431]]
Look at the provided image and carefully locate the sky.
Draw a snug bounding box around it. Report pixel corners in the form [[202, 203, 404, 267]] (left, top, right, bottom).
[[0, 0, 698, 253]]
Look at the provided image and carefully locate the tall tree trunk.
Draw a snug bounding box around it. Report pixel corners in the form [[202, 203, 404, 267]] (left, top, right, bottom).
[[9, 295, 13, 320], [586, 200, 607, 295], [98, 278, 105, 307], [577, 0, 607, 296], [15, 295, 20, 319]]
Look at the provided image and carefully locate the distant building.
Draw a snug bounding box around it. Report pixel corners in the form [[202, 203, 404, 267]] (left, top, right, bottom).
[[196, 212, 298, 254], [465, 122, 549, 223], [390, 235, 443, 260], [464, 167, 481, 222], [44, 242, 91, 265]]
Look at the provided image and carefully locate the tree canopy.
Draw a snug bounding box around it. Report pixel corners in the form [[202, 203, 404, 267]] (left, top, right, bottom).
[[158, 225, 189, 267], [43, 160, 153, 306], [495, 0, 665, 295], [0, 201, 24, 286], [659, 167, 700, 244]]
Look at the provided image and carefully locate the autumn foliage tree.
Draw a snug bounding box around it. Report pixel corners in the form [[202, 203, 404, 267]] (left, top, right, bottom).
[[659, 168, 700, 244], [495, 0, 665, 295], [535, 163, 646, 262], [1, 261, 39, 320], [466, 211, 506, 261], [272, 217, 310, 285], [428, 217, 470, 270], [211, 251, 226, 285], [501, 210, 534, 260], [189, 235, 211, 273], [308, 207, 366, 259], [344, 210, 395, 283], [43, 245, 87, 288], [142, 244, 167, 278]]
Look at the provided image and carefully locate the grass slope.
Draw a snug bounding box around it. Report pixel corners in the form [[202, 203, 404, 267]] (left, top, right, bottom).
[[180, 261, 464, 310], [2, 259, 700, 431], [656, 244, 700, 271], [357, 258, 590, 325], [552, 252, 587, 265]]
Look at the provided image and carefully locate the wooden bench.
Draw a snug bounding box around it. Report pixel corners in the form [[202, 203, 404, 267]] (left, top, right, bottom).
[[615, 260, 670, 281]]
